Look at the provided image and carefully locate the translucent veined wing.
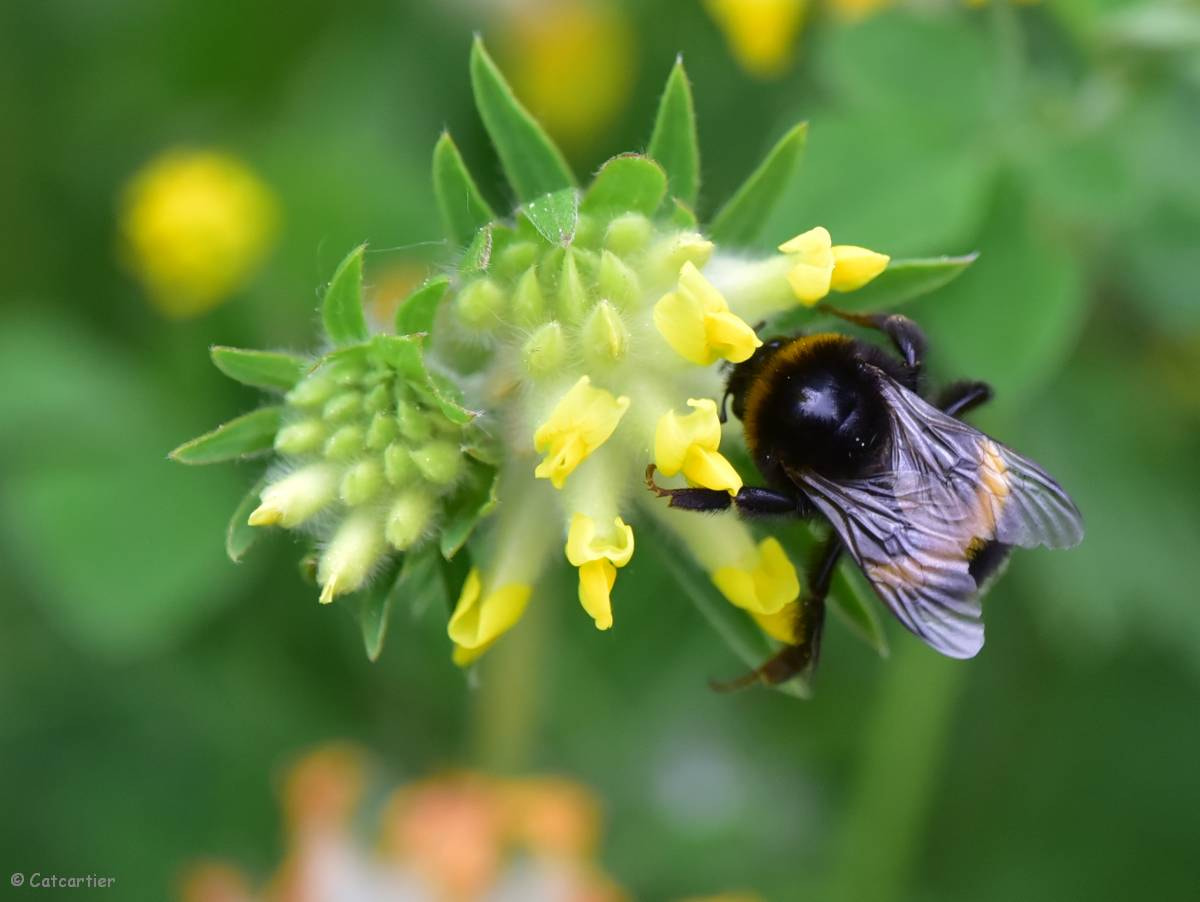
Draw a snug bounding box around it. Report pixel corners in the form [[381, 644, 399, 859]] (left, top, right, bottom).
[[789, 370, 1084, 658]]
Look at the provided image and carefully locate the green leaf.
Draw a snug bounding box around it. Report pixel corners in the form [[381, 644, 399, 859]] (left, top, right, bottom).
[[469, 37, 576, 202], [830, 561, 889, 658], [321, 244, 369, 346], [439, 460, 500, 559], [367, 335, 478, 425], [523, 188, 579, 246], [668, 198, 698, 230], [581, 155, 668, 217], [826, 254, 979, 314], [709, 123, 808, 247], [395, 276, 450, 335], [355, 557, 404, 662], [647, 58, 700, 206], [650, 520, 811, 699], [433, 131, 497, 247], [169, 406, 282, 465], [461, 225, 494, 273], [210, 347, 307, 392], [398, 545, 450, 621], [226, 476, 267, 563]]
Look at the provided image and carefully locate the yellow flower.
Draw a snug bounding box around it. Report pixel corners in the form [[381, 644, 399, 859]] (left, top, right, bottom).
[[712, 537, 800, 616], [654, 399, 743, 494], [779, 227, 889, 306], [533, 377, 630, 489], [120, 149, 277, 318], [830, 0, 893, 22], [750, 601, 798, 644], [500, 0, 635, 149], [653, 262, 763, 365], [448, 568, 534, 666], [704, 0, 810, 79], [565, 514, 635, 630]]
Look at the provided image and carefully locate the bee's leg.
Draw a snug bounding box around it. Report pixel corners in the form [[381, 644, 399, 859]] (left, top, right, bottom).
[[936, 380, 993, 419], [711, 536, 841, 692], [645, 465, 815, 518], [819, 306, 927, 377]]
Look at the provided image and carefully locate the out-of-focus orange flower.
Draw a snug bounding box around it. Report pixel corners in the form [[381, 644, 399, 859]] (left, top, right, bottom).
[[281, 742, 365, 835], [367, 259, 428, 328], [499, 0, 635, 149], [180, 863, 255, 902], [119, 149, 277, 318], [499, 776, 602, 859]]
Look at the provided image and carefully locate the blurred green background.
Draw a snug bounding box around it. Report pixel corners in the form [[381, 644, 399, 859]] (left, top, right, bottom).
[[2, 0, 1199, 899]]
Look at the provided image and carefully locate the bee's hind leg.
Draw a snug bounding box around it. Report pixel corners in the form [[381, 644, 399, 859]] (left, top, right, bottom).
[[710, 535, 840, 692], [935, 380, 993, 419]]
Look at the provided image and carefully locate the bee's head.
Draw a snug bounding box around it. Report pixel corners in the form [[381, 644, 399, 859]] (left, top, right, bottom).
[[739, 334, 891, 481]]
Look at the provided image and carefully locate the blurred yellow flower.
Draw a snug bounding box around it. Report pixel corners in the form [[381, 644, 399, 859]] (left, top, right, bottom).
[[779, 226, 889, 306], [565, 513, 635, 630], [448, 568, 534, 666], [120, 149, 277, 318], [712, 537, 800, 616], [500, 0, 635, 149], [705, 0, 810, 79]]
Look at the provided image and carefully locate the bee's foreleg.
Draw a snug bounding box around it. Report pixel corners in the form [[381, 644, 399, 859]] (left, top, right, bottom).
[[644, 465, 811, 517], [935, 380, 993, 419]]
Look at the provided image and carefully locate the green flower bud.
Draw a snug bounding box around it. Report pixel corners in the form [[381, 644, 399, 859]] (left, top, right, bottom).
[[521, 321, 568, 377], [604, 213, 652, 257], [324, 424, 365, 459], [496, 241, 539, 280], [385, 488, 435, 550], [582, 301, 629, 366], [323, 390, 362, 422], [340, 458, 384, 506], [383, 441, 417, 485], [558, 248, 588, 322], [287, 375, 336, 408], [318, 509, 386, 604], [598, 249, 641, 309], [363, 383, 392, 414], [365, 413, 398, 450], [397, 399, 433, 442], [249, 464, 339, 528], [274, 420, 325, 456], [457, 277, 505, 330], [410, 440, 462, 485], [512, 266, 545, 325]]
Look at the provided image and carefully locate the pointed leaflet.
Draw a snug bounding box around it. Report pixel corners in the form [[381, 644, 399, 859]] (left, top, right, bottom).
[[169, 406, 282, 464], [439, 460, 500, 559], [354, 557, 403, 662], [395, 275, 451, 335], [469, 37, 576, 202], [322, 244, 369, 346], [581, 155, 668, 217], [523, 188, 579, 246], [647, 59, 700, 206], [709, 123, 808, 247], [226, 476, 268, 563], [210, 347, 307, 392], [770, 255, 979, 334], [433, 132, 497, 247]]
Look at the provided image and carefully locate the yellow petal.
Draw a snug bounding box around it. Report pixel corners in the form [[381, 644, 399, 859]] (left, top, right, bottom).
[[778, 226, 832, 258], [447, 568, 533, 665], [655, 263, 762, 366], [704, 0, 808, 79], [565, 513, 635, 567], [653, 287, 711, 365], [785, 260, 833, 305], [711, 537, 799, 615], [683, 446, 744, 494], [831, 245, 890, 292], [751, 601, 798, 644], [704, 309, 763, 363], [578, 559, 617, 630], [533, 377, 630, 489]]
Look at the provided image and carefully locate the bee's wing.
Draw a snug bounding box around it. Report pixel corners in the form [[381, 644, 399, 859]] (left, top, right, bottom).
[[790, 374, 1083, 659]]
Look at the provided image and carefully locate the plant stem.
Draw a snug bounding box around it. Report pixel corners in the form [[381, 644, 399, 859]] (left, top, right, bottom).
[[822, 641, 968, 902]]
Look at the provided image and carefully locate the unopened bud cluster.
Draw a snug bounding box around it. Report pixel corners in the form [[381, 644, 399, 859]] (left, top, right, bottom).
[[253, 348, 467, 603]]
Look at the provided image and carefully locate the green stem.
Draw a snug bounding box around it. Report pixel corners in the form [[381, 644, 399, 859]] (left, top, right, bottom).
[[469, 586, 550, 772], [822, 642, 969, 902]]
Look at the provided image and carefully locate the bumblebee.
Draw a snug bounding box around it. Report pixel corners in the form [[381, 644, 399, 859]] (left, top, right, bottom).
[[647, 307, 1084, 687]]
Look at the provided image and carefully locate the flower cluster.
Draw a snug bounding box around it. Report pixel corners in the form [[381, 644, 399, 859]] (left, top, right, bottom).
[[174, 40, 968, 683]]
